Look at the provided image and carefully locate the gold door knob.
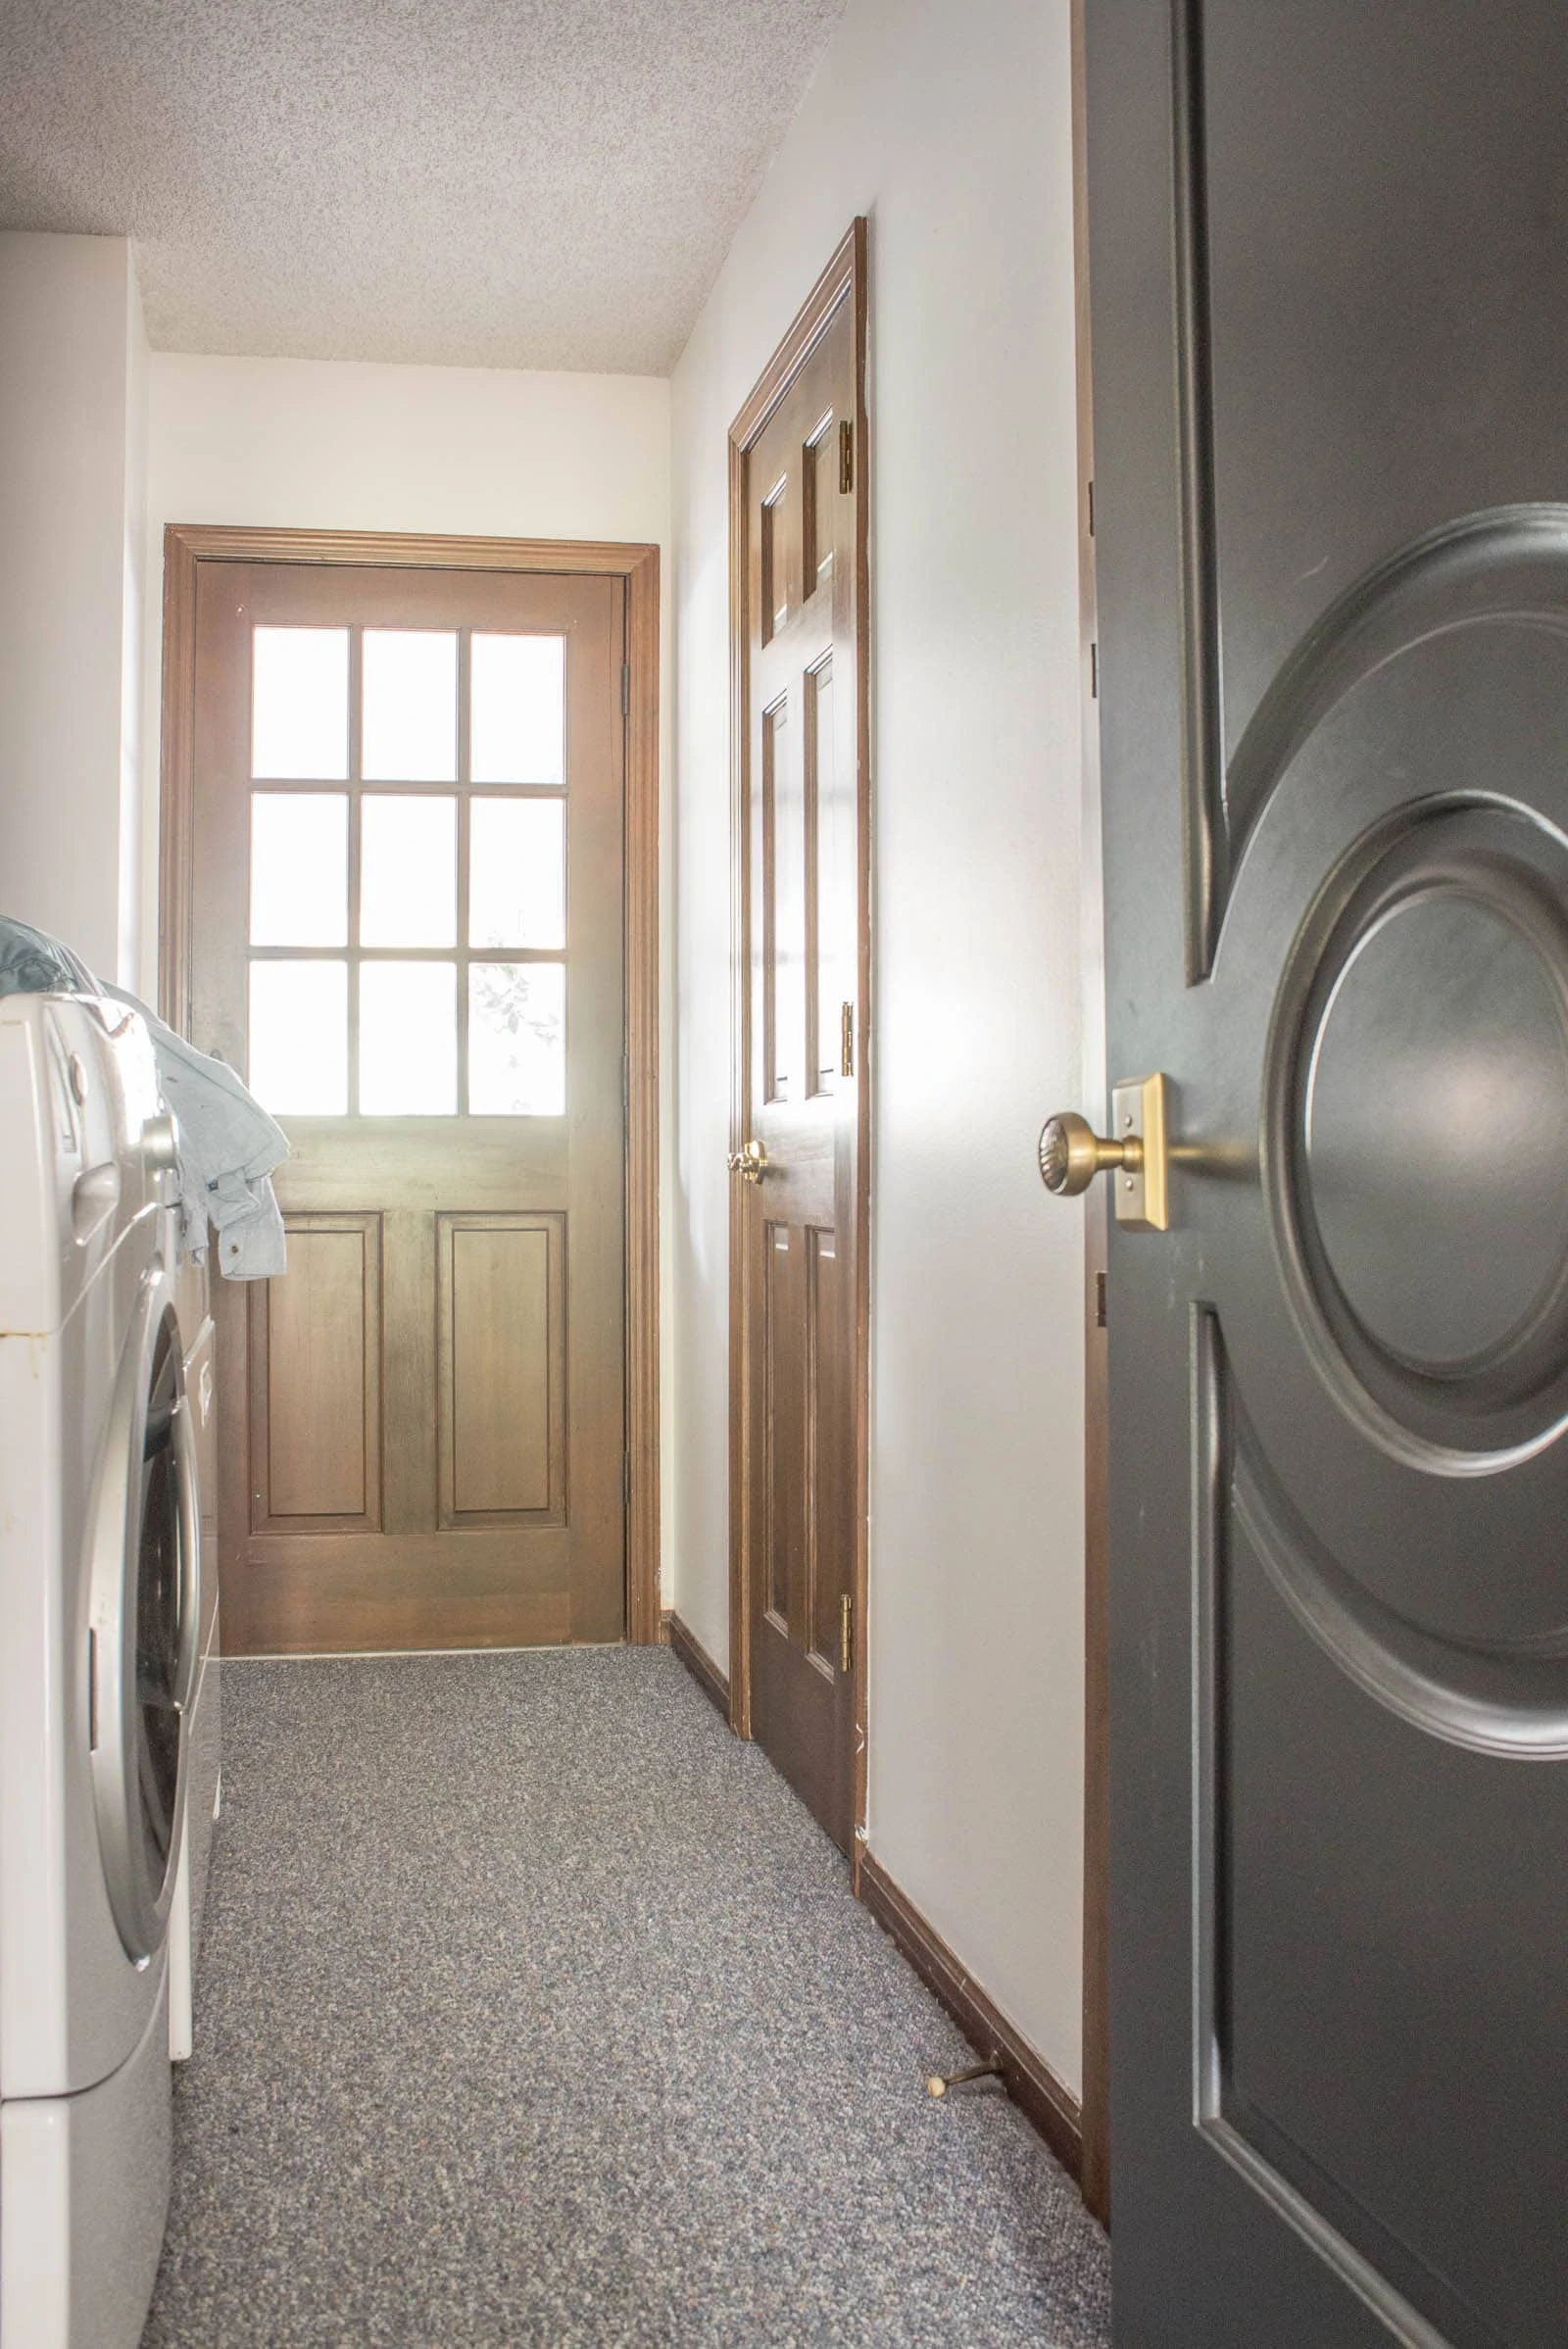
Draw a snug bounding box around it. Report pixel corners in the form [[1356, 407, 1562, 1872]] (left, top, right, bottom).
[[1038, 1112, 1140, 1196], [727, 1139, 768, 1184], [1038, 1075, 1170, 1232]]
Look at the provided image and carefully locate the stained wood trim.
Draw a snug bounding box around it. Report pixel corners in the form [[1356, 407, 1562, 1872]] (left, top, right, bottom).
[[622, 544, 663, 1645], [157, 522, 662, 1646], [665, 1610, 732, 1720], [1071, 0, 1112, 2230], [857, 1849, 1086, 2184], [725, 422, 753, 1740], [730, 223, 864, 452], [158, 536, 199, 1040], [160, 526, 660, 575], [726, 220, 872, 1839]]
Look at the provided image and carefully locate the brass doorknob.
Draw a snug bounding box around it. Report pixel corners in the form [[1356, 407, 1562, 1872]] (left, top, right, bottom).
[[1038, 1112, 1141, 1196], [727, 1139, 768, 1184], [1038, 1075, 1171, 1232]]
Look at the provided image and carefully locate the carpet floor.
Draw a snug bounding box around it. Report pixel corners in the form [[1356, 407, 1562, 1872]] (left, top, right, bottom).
[[142, 1649, 1111, 2348]]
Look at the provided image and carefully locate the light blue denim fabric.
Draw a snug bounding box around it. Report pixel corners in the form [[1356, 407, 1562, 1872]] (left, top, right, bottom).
[[101, 987, 289, 1280]]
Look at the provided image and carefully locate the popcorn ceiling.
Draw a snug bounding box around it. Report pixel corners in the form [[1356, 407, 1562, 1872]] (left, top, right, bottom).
[[0, 0, 849, 372]]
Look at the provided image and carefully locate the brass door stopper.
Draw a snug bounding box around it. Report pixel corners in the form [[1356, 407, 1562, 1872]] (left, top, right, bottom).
[[926, 2058, 1003, 2098]]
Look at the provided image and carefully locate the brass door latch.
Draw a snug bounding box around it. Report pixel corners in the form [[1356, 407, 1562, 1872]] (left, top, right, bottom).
[[727, 1139, 768, 1185], [1038, 1073, 1170, 1232]]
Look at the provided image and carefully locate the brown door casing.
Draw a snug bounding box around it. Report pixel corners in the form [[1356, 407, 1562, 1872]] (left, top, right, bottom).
[[160, 528, 662, 1653], [728, 224, 871, 1858]]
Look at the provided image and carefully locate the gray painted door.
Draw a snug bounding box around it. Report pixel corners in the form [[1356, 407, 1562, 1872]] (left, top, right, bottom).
[[1085, 5, 1568, 2342]]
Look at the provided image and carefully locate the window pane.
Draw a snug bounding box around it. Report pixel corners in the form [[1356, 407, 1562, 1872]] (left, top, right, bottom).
[[468, 798, 564, 949], [250, 794, 348, 946], [471, 635, 564, 784], [252, 628, 349, 780], [363, 630, 458, 782], [248, 961, 348, 1115], [469, 963, 564, 1116], [360, 961, 457, 1114], [360, 795, 456, 947]]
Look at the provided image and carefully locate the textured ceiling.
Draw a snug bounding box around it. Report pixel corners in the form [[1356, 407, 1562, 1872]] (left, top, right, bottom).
[[0, 0, 849, 371]]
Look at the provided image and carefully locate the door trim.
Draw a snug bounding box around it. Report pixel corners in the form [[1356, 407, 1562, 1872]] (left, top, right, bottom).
[[157, 523, 662, 1646], [726, 220, 872, 1852]]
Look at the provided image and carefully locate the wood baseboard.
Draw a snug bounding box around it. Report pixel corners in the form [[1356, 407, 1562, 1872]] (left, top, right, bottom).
[[664, 1610, 732, 1721], [857, 1847, 1084, 2186]]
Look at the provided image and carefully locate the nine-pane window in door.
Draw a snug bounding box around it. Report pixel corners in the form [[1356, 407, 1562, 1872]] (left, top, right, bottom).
[[246, 625, 567, 1115]]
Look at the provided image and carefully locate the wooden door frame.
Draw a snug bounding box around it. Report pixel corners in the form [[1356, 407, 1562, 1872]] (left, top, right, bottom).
[[157, 522, 663, 1646], [726, 221, 872, 1845]]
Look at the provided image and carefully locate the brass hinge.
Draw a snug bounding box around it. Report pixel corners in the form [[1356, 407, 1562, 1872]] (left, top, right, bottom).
[[840, 1591, 855, 1676], [621, 661, 630, 715], [1090, 641, 1099, 698], [839, 417, 854, 494], [1096, 1269, 1107, 1328], [840, 1000, 855, 1078], [1087, 477, 1095, 536]]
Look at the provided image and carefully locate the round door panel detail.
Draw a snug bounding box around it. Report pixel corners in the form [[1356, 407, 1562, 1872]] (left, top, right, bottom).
[[1193, 544, 1568, 1677], [1306, 895, 1568, 1372], [1267, 798, 1568, 1461]]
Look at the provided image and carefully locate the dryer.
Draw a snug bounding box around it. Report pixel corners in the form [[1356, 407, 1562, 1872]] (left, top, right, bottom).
[[168, 1250, 220, 2068], [0, 994, 203, 2349]]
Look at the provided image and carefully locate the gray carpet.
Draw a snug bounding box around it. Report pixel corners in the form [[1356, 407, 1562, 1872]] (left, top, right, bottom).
[[143, 1649, 1111, 2347]]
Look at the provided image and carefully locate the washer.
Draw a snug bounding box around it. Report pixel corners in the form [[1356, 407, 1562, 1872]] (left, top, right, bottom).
[[0, 994, 203, 2349], [168, 1250, 220, 2068]]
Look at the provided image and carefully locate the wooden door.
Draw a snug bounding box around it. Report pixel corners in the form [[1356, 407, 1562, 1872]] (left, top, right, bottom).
[[1079, 3, 1568, 2341], [188, 559, 626, 1653], [731, 228, 868, 1857]]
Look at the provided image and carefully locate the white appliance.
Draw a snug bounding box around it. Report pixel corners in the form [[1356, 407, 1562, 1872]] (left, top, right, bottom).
[[0, 994, 206, 2349], [168, 1251, 221, 2067]]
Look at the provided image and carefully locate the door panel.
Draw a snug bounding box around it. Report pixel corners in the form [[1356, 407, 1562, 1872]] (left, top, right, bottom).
[[438, 1211, 564, 1525], [1088, 3, 1568, 2344], [733, 236, 867, 1856], [251, 1217, 379, 1526], [190, 559, 625, 1654]]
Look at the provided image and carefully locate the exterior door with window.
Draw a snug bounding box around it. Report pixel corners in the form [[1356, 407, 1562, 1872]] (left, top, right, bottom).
[[189, 560, 625, 1653]]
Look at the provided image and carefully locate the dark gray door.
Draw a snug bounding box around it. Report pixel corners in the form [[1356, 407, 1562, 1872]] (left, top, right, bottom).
[[1084, 5, 1568, 2342]]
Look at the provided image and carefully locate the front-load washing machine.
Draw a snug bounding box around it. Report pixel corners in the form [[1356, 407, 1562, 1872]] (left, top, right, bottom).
[[0, 993, 204, 2349], [168, 1249, 220, 2067]]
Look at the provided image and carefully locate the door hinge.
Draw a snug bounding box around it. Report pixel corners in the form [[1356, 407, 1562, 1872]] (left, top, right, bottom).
[[840, 1591, 855, 1676], [1090, 641, 1099, 698], [620, 661, 630, 716], [839, 417, 854, 494], [1096, 1269, 1107, 1329], [840, 1000, 855, 1078], [623, 1454, 631, 1508], [1087, 478, 1095, 536]]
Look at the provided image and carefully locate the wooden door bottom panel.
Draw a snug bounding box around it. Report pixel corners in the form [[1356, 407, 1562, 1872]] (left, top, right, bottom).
[[228, 1532, 574, 1654], [751, 1621, 854, 1856]]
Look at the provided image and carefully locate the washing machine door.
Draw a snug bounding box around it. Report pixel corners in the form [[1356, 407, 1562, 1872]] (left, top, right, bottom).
[[88, 1264, 200, 1964]]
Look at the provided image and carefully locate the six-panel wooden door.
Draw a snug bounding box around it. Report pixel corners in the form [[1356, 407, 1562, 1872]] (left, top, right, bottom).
[[733, 242, 867, 1855], [188, 559, 627, 1652]]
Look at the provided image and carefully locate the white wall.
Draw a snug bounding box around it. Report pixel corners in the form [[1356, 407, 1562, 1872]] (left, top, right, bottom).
[[670, 0, 1089, 2087], [0, 233, 148, 982], [142, 353, 674, 1582]]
